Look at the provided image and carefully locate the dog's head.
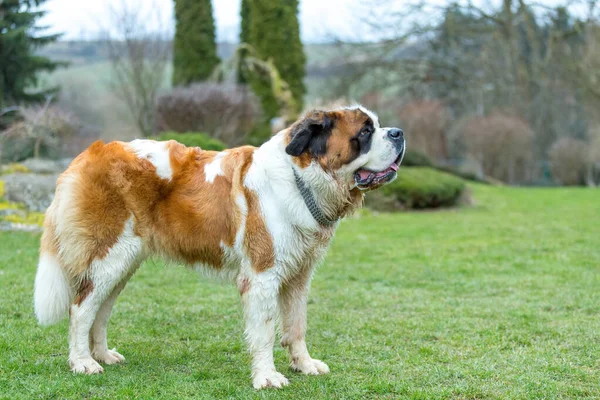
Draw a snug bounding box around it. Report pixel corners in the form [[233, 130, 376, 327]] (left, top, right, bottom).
[[285, 106, 405, 190]]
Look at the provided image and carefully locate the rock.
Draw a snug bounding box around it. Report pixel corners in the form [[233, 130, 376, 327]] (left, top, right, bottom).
[[0, 220, 42, 233], [57, 158, 74, 171], [21, 158, 71, 174], [1, 173, 59, 212], [0, 208, 26, 218]]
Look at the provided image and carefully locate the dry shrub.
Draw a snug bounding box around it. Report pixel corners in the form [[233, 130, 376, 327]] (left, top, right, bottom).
[[360, 92, 384, 114], [156, 83, 260, 147], [56, 77, 105, 131], [53, 70, 137, 142], [548, 137, 590, 186], [454, 111, 534, 184], [588, 126, 600, 165], [0, 106, 84, 162], [103, 0, 172, 136], [397, 100, 451, 163], [303, 97, 351, 113], [590, 135, 600, 186]]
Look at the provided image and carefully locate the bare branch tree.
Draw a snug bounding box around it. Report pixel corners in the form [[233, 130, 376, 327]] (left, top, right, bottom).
[[102, 0, 172, 136]]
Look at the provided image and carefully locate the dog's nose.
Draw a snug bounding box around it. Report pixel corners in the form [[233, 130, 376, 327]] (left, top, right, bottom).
[[388, 128, 403, 140]]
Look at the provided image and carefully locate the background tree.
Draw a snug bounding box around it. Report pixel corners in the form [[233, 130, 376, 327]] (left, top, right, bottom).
[[240, 0, 250, 46], [172, 0, 219, 86], [327, 0, 599, 184], [103, 1, 171, 136], [211, 43, 296, 125], [237, 0, 250, 84], [0, 0, 62, 114], [244, 0, 306, 119]]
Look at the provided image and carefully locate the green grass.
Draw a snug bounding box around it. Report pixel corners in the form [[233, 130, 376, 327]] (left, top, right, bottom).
[[1, 185, 599, 399]]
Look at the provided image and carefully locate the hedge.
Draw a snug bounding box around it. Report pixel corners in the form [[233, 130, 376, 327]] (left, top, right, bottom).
[[366, 167, 466, 211], [399, 149, 489, 184], [156, 132, 227, 151], [401, 149, 433, 167]]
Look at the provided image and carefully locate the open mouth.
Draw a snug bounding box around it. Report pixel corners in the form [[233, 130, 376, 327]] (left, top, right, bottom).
[[354, 152, 404, 189]]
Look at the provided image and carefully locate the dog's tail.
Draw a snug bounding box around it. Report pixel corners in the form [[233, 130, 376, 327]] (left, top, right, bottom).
[[34, 251, 73, 325]]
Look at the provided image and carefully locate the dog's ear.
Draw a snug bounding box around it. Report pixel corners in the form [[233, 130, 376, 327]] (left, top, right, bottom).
[[285, 111, 334, 157]]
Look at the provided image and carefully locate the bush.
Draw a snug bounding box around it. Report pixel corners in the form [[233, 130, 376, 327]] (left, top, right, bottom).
[[0, 106, 81, 163], [155, 132, 227, 151], [548, 137, 589, 186], [155, 83, 260, 147], [401, 150, 433, 167], [435, 164, 489, 184], [589, 132, 600, 186], [397, 100, 451, 162], [401, 150, 490, 184], [451, 110, 534, 184], [365, 167, 466, 211]]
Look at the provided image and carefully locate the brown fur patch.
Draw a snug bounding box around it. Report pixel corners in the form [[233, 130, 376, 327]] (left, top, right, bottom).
[[40, 215, 60, 256], [238, 276, 250, 295], [244, 187, 275, 272], [142, 146, 262, 268], [319, 109, 370, 170], [74, 278, 94, 306], [51, 141, 136, 277], [292, 153, 312, 168], [286, 108, 370, 171], [282, 109, 370, 222], [76, 142, 132, 267], [340, 187, 365, 218], [47, 139, 269, 277], [228, 147, 276, 273], [282, 127, 310, 169]]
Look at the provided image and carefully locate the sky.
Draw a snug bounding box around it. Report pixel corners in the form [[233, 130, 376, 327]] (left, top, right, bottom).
[[39, 0, 364, 43], [39, 0, 582, 43]]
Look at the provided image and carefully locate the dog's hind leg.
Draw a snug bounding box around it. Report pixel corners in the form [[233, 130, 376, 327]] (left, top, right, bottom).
[[68, 217, 143, 374], [90, 265, 139, 365]]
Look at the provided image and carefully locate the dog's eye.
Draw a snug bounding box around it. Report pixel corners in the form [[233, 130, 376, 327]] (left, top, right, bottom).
[[361, 128, 372, 136]]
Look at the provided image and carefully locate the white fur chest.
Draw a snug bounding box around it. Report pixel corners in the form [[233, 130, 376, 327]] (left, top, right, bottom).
[[243, 134, 338, 281]]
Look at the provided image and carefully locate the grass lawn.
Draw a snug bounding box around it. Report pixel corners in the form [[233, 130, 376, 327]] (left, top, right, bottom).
[[0, 184, 599, 399]]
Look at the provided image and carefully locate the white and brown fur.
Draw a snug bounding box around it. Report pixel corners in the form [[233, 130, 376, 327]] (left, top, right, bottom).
[[33, 105, 404, 389]]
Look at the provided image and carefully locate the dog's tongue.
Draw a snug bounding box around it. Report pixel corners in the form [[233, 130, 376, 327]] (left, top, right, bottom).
[[357, 163, 399, 181], [357, 170, 372, 180]]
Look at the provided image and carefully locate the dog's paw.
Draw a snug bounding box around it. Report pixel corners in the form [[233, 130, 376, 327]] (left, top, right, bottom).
[[252, 370, 289, 389], [70, 357, 104, 374], [291, 357, 330, 375], [93, 348, 125, 365]]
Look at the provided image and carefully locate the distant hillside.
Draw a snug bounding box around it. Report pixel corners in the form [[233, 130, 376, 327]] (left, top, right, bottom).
[[36, 40, 388, 120], [32, 40, 399, 141], [38, 40, 363, 72], [37, 40, 238, 66]]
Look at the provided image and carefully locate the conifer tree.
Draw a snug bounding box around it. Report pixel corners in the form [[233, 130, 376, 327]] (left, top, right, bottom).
[[243, 0, 306, 118], [173, 0, 220, 86], [0, 0, 62, 110]]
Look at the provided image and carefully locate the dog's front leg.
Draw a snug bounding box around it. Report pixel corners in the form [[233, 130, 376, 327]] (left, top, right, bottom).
[[279, 269, 330, 376], [240, 273, 289, 389]]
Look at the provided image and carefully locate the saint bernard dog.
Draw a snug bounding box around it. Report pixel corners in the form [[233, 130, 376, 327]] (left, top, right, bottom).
[[34, 105, 405, 389]]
